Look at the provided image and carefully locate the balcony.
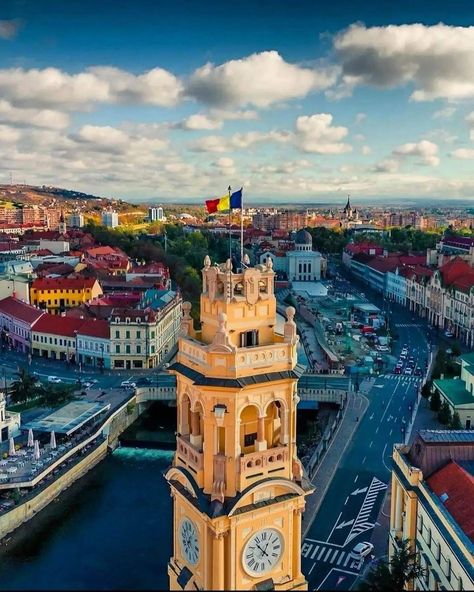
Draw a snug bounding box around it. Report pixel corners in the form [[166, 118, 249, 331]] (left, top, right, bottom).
[[177, 335, 296, 379], [176, 435, 203, 474], [239, 445, 289, 489]]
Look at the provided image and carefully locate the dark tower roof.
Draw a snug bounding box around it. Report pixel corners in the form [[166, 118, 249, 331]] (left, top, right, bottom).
[[295, 229, 312, 245], [343, 195, 351, 212]]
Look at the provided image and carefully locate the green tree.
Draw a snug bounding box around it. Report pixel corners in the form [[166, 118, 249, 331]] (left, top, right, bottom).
[[449, 411, 462, 429], [451, 342, 462, 357], [421, 381, 432, 399], [41, 384, 75, 408], [430, 389, 441, 412], [360, 539, 424, 592], [9, 368, 40, 404], [438, 401, 452, 425]]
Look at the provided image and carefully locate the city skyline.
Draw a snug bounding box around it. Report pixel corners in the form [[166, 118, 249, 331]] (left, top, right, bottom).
[[0, 0, 473, 202]]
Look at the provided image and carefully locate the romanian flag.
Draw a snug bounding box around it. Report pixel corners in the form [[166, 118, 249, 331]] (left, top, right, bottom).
[[205, 188, 243, 214]]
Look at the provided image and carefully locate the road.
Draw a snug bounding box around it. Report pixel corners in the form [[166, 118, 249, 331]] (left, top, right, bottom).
[[302, 265, 431, 590]]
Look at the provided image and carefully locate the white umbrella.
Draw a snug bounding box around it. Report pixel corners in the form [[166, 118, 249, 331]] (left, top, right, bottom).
[[50, 431, 57, 450], [34, 440, 40, 461], [27, 428, 34, 447], [8, 437, 15, 456]]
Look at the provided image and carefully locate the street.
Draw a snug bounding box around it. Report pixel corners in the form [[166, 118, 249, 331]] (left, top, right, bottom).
[[303, 264, 431, 590]]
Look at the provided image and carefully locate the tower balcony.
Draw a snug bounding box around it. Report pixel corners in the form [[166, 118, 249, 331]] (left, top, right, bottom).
[[177, 335, 297, 379], [175, 434, 203, 477], [238, 445, 290, 491]]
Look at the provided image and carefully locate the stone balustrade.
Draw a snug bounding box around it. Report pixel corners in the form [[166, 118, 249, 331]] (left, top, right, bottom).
[[239, 445, 289, 480], [176, 435, 203, 472]]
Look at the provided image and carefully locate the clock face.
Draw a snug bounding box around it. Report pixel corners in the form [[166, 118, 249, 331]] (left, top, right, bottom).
[[179, 518, 200, 565], [242, 528, 284, 576]]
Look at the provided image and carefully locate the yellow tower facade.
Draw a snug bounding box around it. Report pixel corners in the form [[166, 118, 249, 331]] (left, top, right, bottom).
[[166, 256, 313, 591]]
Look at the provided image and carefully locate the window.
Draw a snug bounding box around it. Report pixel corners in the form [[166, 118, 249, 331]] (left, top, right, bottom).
[[126, 331, 130, 339], [126, 345, 130, 354], [240, 330, 259, 348], [151, 331, 155, 339], [136, 345, 141, 354], [115, 330, 120, 339], [115, 345, 120, 354], [244, 433, 257, 447], [417, 513, 423, 533], [137, 331, 141, 339]]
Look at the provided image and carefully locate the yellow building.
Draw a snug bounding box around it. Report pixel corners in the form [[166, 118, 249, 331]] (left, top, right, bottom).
[[390, 431, 474, 591], [166, 256, 313, 591], [30, 277, 103, 314]]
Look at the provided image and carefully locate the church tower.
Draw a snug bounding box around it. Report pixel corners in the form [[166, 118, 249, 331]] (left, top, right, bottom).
[[166, 256, 313, 591], [58, 211, 67, 234]]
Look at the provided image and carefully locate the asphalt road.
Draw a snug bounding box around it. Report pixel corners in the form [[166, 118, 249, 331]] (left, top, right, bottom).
[[302, 265, 431, 590]]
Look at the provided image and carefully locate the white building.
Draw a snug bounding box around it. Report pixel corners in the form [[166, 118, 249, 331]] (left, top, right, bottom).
[[101, 211, 119, 228], [0, 393, 20, 443], [148, 206, 164, 222], [69, 212, 84, 228], [287, 230, 321, 282], [385, 267, 407, 305]]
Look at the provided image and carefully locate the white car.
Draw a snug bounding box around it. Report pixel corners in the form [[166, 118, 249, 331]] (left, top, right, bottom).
[[404, 367, 413, 375], [121, 380, 136, 389], [47, 376, 62, 383], [350, 541, 374, 561]]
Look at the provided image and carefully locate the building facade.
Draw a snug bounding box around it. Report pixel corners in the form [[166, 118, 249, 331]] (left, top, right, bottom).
[[148, 206, 164, 222], [390, 431, 474, 591], [166, 256, 312, 590], [432, 353, 474, 429], [101, 211, 119, 228], [30, 277, 103, 314], [76, 319, 111, 370], [0, 296, 44, 353]]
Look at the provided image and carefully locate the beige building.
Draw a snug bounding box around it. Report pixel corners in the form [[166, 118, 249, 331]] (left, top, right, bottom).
[[390, 431, 474, 591], [166, 256, 312, 591]]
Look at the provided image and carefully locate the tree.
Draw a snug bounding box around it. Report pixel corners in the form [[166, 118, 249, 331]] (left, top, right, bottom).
[[451, 342, 462, 357], [360, 539, 424, 592], [449, 411, 462, 430], [9, 368, 40, 405], [421, 381, 432, 399], [438, 401, 452, 425], [430, 389, 441, 412]]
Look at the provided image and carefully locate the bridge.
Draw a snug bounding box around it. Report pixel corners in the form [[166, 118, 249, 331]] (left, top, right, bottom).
[[135, 373, 351, 407]]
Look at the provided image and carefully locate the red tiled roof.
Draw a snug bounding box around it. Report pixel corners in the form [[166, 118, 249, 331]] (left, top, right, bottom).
[[426, 460, 474, 543], [76, 318, 109, 339], [31, 277, 100, 291], [345, 243, 383, 255], [0, 297, 44, 325], [439, 257, 474, 291], [32, 314, 86, 337]]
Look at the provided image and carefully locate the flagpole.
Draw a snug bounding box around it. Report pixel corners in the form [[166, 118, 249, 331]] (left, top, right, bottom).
[[240, 187, 244, 269], [228, 185, 232, 264]]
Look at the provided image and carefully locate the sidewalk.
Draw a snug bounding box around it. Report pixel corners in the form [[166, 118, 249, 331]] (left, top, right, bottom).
[[302, 388, 370, 538]]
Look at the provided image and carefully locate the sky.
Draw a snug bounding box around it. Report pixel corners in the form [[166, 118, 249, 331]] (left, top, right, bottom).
[[0, 0, 474, 204]]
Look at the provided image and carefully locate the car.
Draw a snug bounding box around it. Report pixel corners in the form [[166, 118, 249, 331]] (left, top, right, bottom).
[[120, 380, 136, 389], [350, 541, 374, 561], [444, 331, 454, 338], [414, 367, 422, 376], [47, 376, 62, 383], [82, 381, 93, 389], [396, 361, 403, 368], [394, 366, 401, 374], [404, 367, 413, 375]]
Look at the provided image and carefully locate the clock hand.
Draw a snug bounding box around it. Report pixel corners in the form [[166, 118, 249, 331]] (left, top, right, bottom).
[[256, 543, 269, 558]]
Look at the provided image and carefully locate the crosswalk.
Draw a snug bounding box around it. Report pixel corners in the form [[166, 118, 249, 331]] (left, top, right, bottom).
[[344, 477, 387, 545], [382, 374, 421, 382], [394, 323, 423, 328], [301, 540, 361, 571]]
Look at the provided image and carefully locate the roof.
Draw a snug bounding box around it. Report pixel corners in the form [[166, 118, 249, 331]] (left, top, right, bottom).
[[460, 352, 474, 366], [295, 229, 312, 245], [426, 460, 474, 543], [32, 314, 87, 337], [418, 430, 474, 444], [0, 296, 44, 325], [433, 378, 474, 407], [439, 257, 474, 292], [22, 400, 110, 435], [76, 318, 110, 339], [31, 276, 100, 291]]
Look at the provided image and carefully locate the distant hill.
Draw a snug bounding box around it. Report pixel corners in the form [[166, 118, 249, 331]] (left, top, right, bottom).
[[0, 184, 106, 205]]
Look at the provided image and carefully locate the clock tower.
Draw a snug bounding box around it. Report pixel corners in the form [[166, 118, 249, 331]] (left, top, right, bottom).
[[166, 256, 313, 591]]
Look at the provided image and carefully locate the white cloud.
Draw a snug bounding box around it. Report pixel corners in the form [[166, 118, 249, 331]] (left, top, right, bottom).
[[433, 107, 456, 119], [451, 148, 474, 160], [466, 111, 474, 140], [0, 100, 69, 129], [177, 114, 223, 130], [393, 140, 440, 166], [355, 112, 366, 124], [209, 109, 258, 121], [215, 157, 234, 168], [361, 145, 372, 155], [0, 65, 182, 110], [0, 125, 21, 143], [372, 159, 399, 173], [191, 130, 290, 152], [426, 128, 458, 144], [353, 134, 365, 142], [0, 19, 21, 40], [333, 23, 474, 101], [186, 51, 337, 108], [294, 114, 352, 154]]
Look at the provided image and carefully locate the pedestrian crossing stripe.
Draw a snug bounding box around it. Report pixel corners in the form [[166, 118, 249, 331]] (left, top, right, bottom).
[[344, 476, 387, 546], [382, 375, 420, 381], [301, 541, 362, 571], [394, 323, 423, 327]]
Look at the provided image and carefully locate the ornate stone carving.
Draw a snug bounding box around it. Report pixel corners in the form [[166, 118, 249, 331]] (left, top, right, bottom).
[[284, 306, 298, 344], [209, 312, 236, 352], [207, 266, 218, 303], [243, 267, 261, 305], [179, 301, 193, 336]]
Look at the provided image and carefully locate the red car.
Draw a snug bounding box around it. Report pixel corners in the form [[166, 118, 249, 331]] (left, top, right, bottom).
[[394, 366, 401, 374]]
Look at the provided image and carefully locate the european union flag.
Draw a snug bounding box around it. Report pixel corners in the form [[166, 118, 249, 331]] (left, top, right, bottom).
[[230, 188, 243, 209]]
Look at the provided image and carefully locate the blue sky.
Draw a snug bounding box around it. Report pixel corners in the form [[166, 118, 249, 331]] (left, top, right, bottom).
[[0, 0, 473, 203]]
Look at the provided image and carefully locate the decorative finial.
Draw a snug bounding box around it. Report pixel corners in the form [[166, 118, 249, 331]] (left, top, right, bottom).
[[225, 258, 232, 271], [243, 253, 250, 265], [266, 256, 273, 270], [217, 312, 227, 332], [204, 255, 211, 269], [286, 306, 295, 321]]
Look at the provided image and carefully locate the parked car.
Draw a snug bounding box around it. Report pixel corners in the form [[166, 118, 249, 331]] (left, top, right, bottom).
[[47, 376, 62, 383], [350, 541, 374, 561], [120, 380, 136, 389]]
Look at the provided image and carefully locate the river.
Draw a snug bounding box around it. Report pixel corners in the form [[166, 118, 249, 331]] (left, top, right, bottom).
[[0, 448, 173, 590]]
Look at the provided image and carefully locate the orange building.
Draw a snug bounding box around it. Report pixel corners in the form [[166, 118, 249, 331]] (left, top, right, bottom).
[[166, 256, 313, 590]]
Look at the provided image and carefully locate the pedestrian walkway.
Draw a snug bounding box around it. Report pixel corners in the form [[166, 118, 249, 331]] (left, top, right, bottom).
[[394, 323, 423, 328], [302, 539, 361, 570], [302, 389, 369, 538]]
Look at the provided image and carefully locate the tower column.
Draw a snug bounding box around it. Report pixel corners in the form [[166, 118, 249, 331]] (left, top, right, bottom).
[[280, 407, 289, 445], [190, 410, 202, 449], [255, 415, 267, 451], [292, 508, 303, 577], [213, 533, 225, 590]]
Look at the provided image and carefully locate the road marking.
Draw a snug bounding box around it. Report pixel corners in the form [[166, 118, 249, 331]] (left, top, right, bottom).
[[389, 428, 393, 435], [344, 496, 349, 505], [335, 519, 354, 530], [354, 474, 359, 483], [324, 548, 333, 561], [308, 562, 315, 575], [351, 487, 368, 496], [375, 426, 379, 434], [398, 406, 401, 412], [343, 554, 352, 566], [310, 544, 320, 559], [369, 441, 373, 448], [344, 476, 388, 546], [329, 549, 340, 563], [369, 412, 374, 420], [326, 511, 342, 542], [318, 546, 326, 560], [362, 456, 366, 464]]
